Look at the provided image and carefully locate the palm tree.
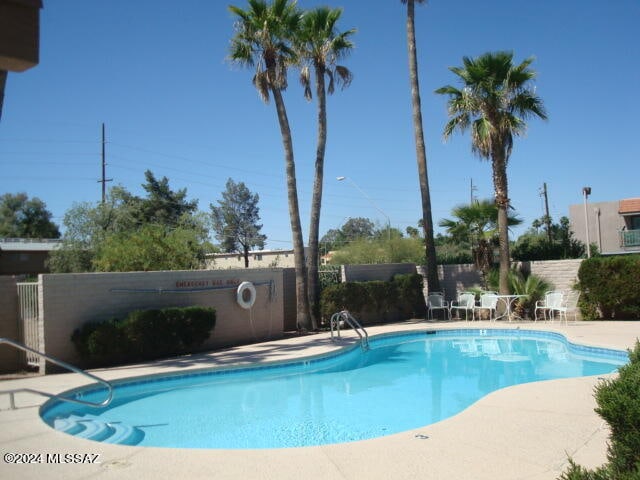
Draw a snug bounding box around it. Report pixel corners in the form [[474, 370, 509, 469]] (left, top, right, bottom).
[[439, 199, 522, 284], [401, 0, 440, 293], [296, 7, 355, 329], [228, 0, 311, 330], [435, 51, 547, 294]]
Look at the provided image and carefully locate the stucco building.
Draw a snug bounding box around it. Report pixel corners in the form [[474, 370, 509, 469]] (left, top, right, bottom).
[[206, 249, 302, 269], [0, 238, 61, 275], [569, 198, 640, 255]]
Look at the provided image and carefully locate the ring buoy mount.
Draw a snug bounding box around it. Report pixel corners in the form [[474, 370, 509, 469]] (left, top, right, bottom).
[[237, 281, 256, 309]]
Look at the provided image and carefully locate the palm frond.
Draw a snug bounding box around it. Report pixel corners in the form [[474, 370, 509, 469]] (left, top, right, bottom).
[[252, 71, 270, 103], [326, 68, 335, 95], [294, 5, 354, 98], [471, 117, 494, 158], [442, 113, 470, 140], [334, 65, 353, 90], [299, 65, 312, 100]]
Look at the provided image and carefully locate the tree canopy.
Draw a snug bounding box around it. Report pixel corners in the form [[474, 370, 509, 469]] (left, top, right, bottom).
[[436, 51, 547, 293], [210, 178, 266, 268], [48, 172, 208, 273], [0, 192, 60, 238], [439, 199, 522, 277], [512, 216, 586, 261]]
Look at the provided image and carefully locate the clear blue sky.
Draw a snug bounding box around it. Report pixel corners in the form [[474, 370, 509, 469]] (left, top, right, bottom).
[[1, 0, 638, 249]]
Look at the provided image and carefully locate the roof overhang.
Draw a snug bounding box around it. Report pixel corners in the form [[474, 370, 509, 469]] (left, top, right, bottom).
[[618, 198, 640, 216]]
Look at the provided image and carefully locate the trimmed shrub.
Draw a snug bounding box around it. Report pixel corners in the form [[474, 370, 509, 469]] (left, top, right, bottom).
[[72, 319, 127, 364], [319, 273, 426, 324], [594, 343, 640, 477], [577, 256, 640, 320], [559, 342, 640, 479], [393, 273, 427, 317], [72, 306, 216, 366], [364, 281, 397, 320], [320, 282, 368, 319]]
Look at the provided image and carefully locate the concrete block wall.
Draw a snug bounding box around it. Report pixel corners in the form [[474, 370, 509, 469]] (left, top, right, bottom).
[[526, 259, 583, 293], [420, 260, 582, 303], [39, 269, 284, 370], [0, 276, 20, 373], [437, 264, 483, 302], [341, 263, 416, 283]]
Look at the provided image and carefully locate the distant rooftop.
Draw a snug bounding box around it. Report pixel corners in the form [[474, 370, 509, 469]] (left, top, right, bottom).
[[205, 249, 294, 258], [0, 238, 62, 252], [619, 198, 640, 215]]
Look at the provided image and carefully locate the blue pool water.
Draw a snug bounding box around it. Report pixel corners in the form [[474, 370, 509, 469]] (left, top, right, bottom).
[[40, 329, 627, 449]]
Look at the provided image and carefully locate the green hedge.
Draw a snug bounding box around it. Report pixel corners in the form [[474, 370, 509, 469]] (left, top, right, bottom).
[[559, 342, 640, 479], [72, 306, 216, 366], [320, 273, 426, 323], [577, 255, 640, 320]]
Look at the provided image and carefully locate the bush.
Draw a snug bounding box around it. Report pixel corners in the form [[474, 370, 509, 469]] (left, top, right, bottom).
[[319, 273, 426, 323], [577, 256, 640, 320], [320, 282, 368, 319], [393, 273, 427, 317], [72, 306, 216, 366], [559, 342, 640, 479]]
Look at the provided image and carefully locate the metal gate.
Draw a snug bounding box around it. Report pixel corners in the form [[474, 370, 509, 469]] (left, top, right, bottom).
[[17, 282, 41, 368]]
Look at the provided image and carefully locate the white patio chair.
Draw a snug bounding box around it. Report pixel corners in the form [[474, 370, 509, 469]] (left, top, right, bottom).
[[427, 292, 450, 320], [534, 291, 563, 322], [551, 290, 581, 324], [473, 293, 498, 321], [449, 292, 476, 321]]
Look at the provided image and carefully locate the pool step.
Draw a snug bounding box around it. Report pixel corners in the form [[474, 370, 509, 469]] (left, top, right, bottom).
[[53, 414, 144, 445]]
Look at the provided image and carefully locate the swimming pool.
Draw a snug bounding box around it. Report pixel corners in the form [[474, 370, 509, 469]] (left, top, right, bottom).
[[40, 329, 627, 449]]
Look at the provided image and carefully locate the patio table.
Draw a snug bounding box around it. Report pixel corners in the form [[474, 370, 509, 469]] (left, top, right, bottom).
[[492, 294, 528, 322]]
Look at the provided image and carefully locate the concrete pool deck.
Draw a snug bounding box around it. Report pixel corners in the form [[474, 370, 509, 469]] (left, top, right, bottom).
[[1, 320, 639, 480]]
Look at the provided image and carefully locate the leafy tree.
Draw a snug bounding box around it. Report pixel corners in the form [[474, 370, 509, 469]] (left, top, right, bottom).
[[340, 217, 376, 241], [0, 192, 60, 238], [229, 0, 312, 330], [93, 223, 206, 272], [330, 236, 425, 265], [136, 170, 198, 227], [439, 199, 522, 281], [296, 5, 355, 329], [400, 0, 440, 292], [512, 216, 586, 261], [436, 51, 547, 293], [406, 226, 420, 238], [48, 173, 208, 273], [47, 189, 140, 272], [320, 217, 380, 253], [320, 228, 344, 253], [434, 232, 473, 265], [211, 178, 267, 268]]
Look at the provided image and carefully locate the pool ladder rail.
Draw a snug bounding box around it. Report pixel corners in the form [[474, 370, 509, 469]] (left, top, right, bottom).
[[330, 310, 369, 350], [0, 337, 113, 410]]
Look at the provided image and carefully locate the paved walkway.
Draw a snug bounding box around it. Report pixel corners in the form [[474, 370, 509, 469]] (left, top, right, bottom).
[[1, 320, 639, 480]]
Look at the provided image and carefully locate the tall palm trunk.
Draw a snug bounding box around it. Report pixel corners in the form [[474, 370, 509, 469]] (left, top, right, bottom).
[[405, 0, 440, 292], [491, 150, 510, 294], [306, 62, 327, 330], [270, 86, 312, 330], [0, 70, 7, 121]]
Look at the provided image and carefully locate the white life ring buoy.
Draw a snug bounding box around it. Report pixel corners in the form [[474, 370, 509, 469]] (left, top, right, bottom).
[[237, 281, 256, 309]]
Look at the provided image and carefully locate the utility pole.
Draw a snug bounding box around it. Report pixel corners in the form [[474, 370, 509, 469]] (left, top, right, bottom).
[[98, 122, 112, 203], [470, 178, 478, 204], [541, 182, 552, 243]]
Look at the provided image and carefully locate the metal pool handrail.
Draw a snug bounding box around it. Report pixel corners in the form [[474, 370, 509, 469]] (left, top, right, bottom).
[[0, 337, 113, 410], [330, 310, 369, 350]]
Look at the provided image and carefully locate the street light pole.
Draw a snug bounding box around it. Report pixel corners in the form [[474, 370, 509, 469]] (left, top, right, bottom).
[[337, 176, 391, 241], [582, 186, 592, 258]]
